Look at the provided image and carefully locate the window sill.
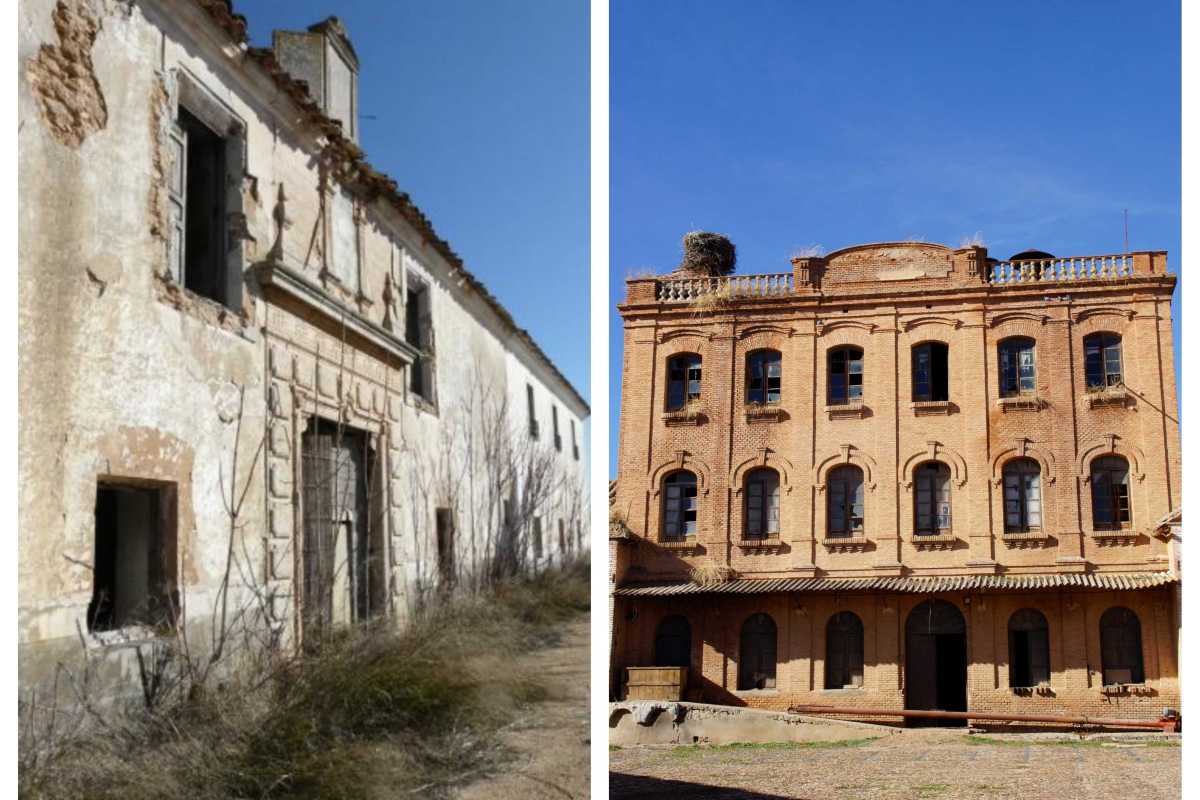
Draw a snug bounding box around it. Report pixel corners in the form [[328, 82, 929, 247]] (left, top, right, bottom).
[[1011, 685, 1055, 697], [735, 537, 785, 551], [821, 685, 865, 693], [825, 402, 867, 420], [745, 405, 786, 423], [734, 688, 779, 696], [409, 393, 439, 416], [996, 395, 1045, 412], [87, 625, 168, 650], [1100, 683, 1153, 697], [662, 408, 705, 426], [657, 538, 703, 551], [1086, 387, 1130, 408], [1090, 529, 1139, 546], [910, 400, 954, 416], [911, 533, 958, 551], [821, 536, 869, 553], [1001, 530, 1052, 548], [156, 276, 257, 342]]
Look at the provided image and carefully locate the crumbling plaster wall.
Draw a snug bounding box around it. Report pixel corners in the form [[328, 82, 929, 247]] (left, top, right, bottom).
[[19, 0, 588, 688]]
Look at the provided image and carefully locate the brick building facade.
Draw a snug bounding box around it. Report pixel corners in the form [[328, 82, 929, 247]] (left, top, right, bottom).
[[610, 239, 1180, 723]]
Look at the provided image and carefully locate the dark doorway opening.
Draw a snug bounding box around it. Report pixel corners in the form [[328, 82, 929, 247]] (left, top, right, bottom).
[[905, 598, 967, 726]]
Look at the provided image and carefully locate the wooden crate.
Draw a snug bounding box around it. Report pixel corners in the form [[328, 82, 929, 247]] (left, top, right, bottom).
[[624, 666, 687, 701]]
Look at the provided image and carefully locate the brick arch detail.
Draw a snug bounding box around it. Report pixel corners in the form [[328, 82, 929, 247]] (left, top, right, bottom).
[[1072, 307, 1137, 325], [988, 311, 1049, 327], [738, 324, 794, 339], [900, 441, 968, 488], [658, 327, 712, 343], [990, 440, 1058, 485], [815, 445, 877, 491], [649, 451, 713, 495], [731, 449, 797, 493], [1077, 436, 1146, 482]]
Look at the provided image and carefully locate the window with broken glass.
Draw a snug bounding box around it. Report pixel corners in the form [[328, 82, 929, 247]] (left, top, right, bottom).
[[1084, 333, 1123, 389], [828, 347, 863, 404], [662, 470, 698, 541], [914, 461, 952, 535], [1090, 456, 1131, 529], [1008, 608, 1050, 688], [998, 338, 1036, 397], [746, 350, 782, 404], [912, 342, 949, 402], [744, 468, 780, 539], [526, 383, 539, 439], [404, 277, 436, 403], [738, 613, 777, 690], [666, 354, 702, 410], [827, 465, 864, 538], [1100, 606, 1144, 685], [825, 611, 864, 689], [1003, 458, 1042, 532]]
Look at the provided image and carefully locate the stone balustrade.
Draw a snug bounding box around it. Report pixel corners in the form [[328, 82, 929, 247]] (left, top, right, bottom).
[[655, 272, 794, 302], [989, 254, 1133, 285]]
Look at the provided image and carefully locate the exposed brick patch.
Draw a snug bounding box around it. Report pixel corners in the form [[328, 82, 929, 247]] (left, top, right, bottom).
[[26, 0, 108, 149]]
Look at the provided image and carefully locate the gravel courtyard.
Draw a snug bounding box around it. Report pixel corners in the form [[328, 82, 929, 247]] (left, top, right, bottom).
[[610, 728, 1180, 800]]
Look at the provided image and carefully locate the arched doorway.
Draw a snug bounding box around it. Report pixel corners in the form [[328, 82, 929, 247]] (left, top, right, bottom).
[[905, 599, 967, 726]]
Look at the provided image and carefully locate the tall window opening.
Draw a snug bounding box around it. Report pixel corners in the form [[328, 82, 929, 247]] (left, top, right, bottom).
[[1084, 333, 1123, 388], [570, 419, 579, 460], [89, 481, 177, 632], [532, 516, 544, 559], [738, 613, 777, 690], [654, 615, 692, 668], [1008, 608, 1050, 688], [526, 383, 539, 438], [828, 346, 864, 405], [558, 518, 566, 553], [827, 465, 865, 538], [666, 354, 702, 410], [171, 107, 228, 306], [914, 462, 952, 535], [747, 349, 782, 404], [998, 338, 1036, 397], [1091, 456, 1131, 529], [552, 405, 562, 451], [912, 342, 949, 401], [435, 508, 455, 590], [1002, 458, 1042, 532], [405, 278, 435, 402], [825, 611, 865, 689], [744, 468, 780, 539], [1100, 607, 1144, 685], [662, 471, 698, 541]]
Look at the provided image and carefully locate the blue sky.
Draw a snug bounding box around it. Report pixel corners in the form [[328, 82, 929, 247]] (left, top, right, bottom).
[[610, 0, 1181, 476], [236, 0, 590, 409]]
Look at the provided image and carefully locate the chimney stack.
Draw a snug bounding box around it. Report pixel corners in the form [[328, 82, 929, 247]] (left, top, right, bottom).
[[273, 16, 360, 142]]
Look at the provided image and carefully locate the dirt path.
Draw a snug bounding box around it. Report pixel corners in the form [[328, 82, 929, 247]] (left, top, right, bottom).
[[610, 727, 1180, 800], [457, 615, 590, 800]]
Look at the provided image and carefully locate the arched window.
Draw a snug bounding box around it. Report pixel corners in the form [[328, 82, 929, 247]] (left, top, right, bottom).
[[827, 465, 864, 538], [1084, 333, 1123, 389], [654, 615, 692, 669], [747, 350, 782, 404], [1008, 608, 1050, 687], [1100, 607, 1144, 685], [662, 471, 698, 541], [744, 468, 780, 539], [666, 354, 702, 410], [825, 611, 864, 689], [828, 346, 864, 405], [1002, 458, 1042, 532], [738, 613, 777, 690], [1090, 456, 1131, 530], [914, 462, 952, 535], [912, 342, 949, 401], [998, 337, 1036, 397]]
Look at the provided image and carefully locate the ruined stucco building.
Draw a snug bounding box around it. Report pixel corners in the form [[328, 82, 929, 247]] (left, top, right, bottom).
[[611, 234, 1179, 723], [18, 0, 588, 688]]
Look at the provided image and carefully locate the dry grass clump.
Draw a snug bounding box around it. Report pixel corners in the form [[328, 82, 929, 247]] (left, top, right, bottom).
[[689, 562, 737, 585], [19, 558, 590, 800]]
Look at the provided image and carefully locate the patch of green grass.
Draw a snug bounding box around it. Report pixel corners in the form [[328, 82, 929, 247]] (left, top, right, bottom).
[[962, 735, 1103, 748], [913, 784, 950, 798], [1142, 738, 1182, 747], [609, 744, 622, 751], [669, 737, 878, 758]]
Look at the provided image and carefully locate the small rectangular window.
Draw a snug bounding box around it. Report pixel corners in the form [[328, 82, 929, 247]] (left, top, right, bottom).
[[570, 419, 579, 460], [526, 384, 539, 438], [912, 343, 949, 402], [532, 517, 544, 558], [175, 108, 228, 307], [552, 406, 562, 452], [435, 508, 455, 589], [89, 482, 176, 632], [558, 519, 566, 553], [405, 279, 435, 402]]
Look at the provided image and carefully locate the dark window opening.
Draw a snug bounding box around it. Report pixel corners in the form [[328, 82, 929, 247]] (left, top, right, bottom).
[[552, 406, 562, 452], [662, 471, 698, 541], [1091, 456, 1131, 530], [1003, 458, 1042, 532], [1084, 333, 1123, 389], [89, 482, 177, 633], [744, 468, 780, 538], [998, 338, 1036, 397], [405, 280, 435, 402], [747, 350, 782, 404], [436, 508, 455, 590], [527, 384, 539, 439], [666, 354, 702, 410], [828, 347, 864, 405], [654, 615, 692, 668], [914, 461, 952, 535], [1008, 608, 1050, 688], [1100, 606, 1144, 685], [825, 611, 865, 689], [912, 342, 949, 401], [738, 613, 777, 690], [175, 107, 228, 307], [532, 517, 544, 558], [827, 465, 865, 537], [570, 419, 579, 460], [558, 519, 566, 553]]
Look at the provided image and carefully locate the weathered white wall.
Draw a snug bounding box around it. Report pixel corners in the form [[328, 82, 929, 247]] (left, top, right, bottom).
[[18, 0, 588, 690]]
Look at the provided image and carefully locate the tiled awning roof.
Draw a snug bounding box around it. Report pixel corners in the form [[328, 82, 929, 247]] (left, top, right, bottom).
[[613, 572, 1178, 597]]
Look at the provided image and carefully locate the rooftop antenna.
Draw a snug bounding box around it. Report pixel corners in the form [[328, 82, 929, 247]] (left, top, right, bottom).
[[1123, 209, 1129, 255]]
